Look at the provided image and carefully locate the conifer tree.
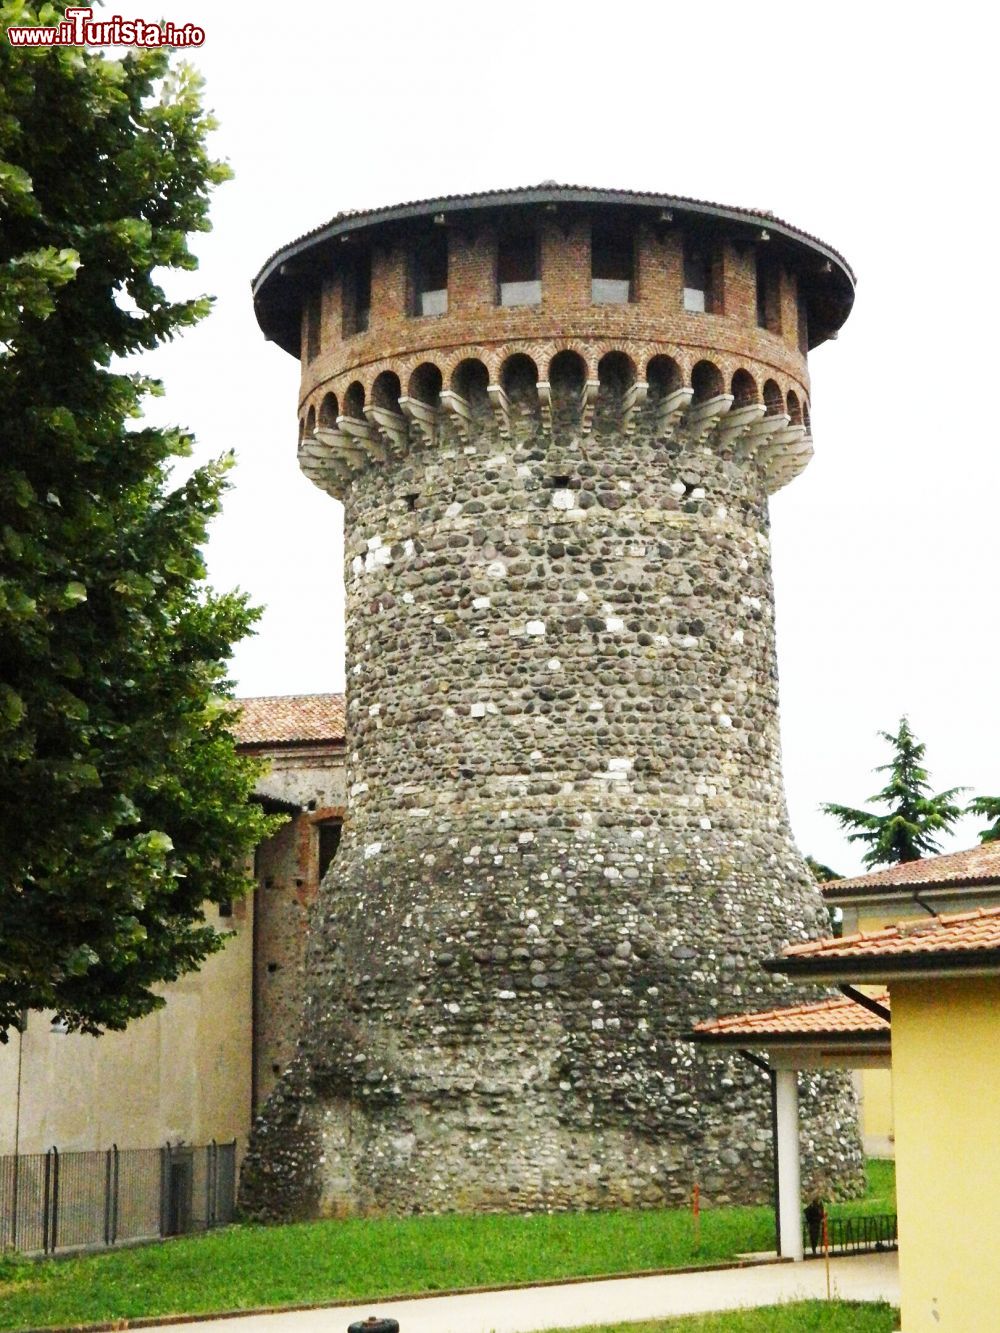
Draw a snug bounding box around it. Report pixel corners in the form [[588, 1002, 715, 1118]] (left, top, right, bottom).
[[967, 797, 1000, 844], [0, 5, 274, 1040], [821, 718, 964, 868]]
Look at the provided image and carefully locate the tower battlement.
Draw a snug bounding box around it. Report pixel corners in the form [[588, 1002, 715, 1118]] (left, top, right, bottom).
[[241, 187, 862, 1221]]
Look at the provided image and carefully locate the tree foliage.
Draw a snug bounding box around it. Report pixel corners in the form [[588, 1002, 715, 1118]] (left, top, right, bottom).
[[821, 718, 964, 868], [967, 796, 1000, 844], [0, 4, 275, 1040], [804, 854, 841, 883]]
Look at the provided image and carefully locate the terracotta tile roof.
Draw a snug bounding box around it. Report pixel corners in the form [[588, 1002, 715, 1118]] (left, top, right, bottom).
[[768, 905, 1000, 976], [231, 694, 345, 746], [693, 992, 890, 1042], [822, 842, 1000, 898]]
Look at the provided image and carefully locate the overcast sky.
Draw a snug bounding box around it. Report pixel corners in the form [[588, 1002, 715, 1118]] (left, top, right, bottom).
[[111, 0, 998, 876]]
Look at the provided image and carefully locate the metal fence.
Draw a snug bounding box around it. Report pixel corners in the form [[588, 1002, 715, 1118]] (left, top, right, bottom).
[[0, 1141, 236, 1256], [803, 1211, 898, 1257]]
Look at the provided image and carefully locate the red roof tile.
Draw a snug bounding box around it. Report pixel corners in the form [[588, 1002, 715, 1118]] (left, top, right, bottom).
[[231, 694, 345, 746], [774, 905, 1000, 970], [693, 992, 890, 1041], [822, 843, 1000, 898]]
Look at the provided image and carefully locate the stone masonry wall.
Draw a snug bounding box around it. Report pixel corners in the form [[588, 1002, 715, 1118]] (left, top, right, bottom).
[[240, 364, 864, 1218]]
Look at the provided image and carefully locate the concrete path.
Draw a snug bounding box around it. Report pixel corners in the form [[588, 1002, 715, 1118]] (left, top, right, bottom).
[[137, 1253, 899, 1332]]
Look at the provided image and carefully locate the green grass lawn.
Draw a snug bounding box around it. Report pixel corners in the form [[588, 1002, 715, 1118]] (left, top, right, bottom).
[[564, 1305, 898, 1332], [0, 1160, 896, 1332]]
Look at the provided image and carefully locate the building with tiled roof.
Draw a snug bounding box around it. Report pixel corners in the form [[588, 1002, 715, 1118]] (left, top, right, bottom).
[[822, 841, 1000, 906], [766, 905, 1000, 982], [2, 695, 347, 1169], [231, 693, 345, 747], [820, 840, 1000, 1162], [751, 894, 1000, 1327]]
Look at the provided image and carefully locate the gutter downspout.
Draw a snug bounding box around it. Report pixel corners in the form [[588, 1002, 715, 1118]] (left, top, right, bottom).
[[838, 984, 891, 1024]]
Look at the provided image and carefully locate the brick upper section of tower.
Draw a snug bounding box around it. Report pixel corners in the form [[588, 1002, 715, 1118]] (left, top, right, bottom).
[[251, 184, 854, 478]]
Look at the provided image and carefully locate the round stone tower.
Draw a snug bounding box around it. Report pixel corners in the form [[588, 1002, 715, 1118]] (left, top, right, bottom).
[[241, 185, 863, 1219]]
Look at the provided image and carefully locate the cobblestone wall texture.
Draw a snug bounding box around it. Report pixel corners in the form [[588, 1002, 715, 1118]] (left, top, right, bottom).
[[240, 193, 864, 1219]]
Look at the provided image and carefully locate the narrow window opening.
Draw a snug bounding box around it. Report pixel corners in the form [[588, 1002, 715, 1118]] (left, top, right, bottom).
[[318, 819, 343, 881], [756, 258, 768, 329], [267, 961, 279, 974], [405, 492, 419, 511], [304, 290, 321, 361], [548, 474, 572, 489], [412, 233, 448, 317], [344, 251, 371, 336], [498, 230, 541, 306], [797, 288, 809, 354], [218, 898, 233, 918], [683, 241, 711, 313], [756, 255, 781, 333], [591, 227, 633, 304]]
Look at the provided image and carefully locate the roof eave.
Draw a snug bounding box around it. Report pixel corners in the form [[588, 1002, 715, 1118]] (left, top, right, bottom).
[[824, 877, 1000, 904], [252, 186, 856, 357], [689, 1029, 890, 1047], [763, 952, 1000, 984]]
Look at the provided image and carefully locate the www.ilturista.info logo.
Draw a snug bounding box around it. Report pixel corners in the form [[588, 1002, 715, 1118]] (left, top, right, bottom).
[[6, 6, 204, 47]]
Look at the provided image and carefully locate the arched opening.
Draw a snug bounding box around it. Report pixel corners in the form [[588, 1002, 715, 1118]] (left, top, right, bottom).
[[763, 379, 784, 416], [501, 353, 539, 404], [297, 417, 305, 446], [305, 404, 317, 435], [343, 381, 365, 419], [730, 370, 758, 408], [647, 355, 683, 397], [691, 360, 724, 403], [597, 351, 636, 394], [372, 371, 402, 413], [408, 362, 443, 407], [319, 392, 339, 428], [548, 349, 587, 392], [803, 399, 812, 433], [786, 389, 803, 425], [452, 358, 490, 407]]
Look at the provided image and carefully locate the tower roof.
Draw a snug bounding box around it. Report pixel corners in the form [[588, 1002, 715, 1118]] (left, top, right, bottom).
[[253, 183, 855, 357]]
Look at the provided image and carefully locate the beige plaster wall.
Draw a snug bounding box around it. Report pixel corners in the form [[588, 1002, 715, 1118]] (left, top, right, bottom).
[[1, 900, 253, 1156]]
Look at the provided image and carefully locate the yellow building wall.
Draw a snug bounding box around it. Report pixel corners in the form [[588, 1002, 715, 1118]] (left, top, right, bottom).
[[0, 900, 253, 1157], [891, 976, 1000, 1333]]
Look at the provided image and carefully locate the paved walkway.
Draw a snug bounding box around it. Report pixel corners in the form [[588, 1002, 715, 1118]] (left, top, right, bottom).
[[138, 1253, 899, 1332]]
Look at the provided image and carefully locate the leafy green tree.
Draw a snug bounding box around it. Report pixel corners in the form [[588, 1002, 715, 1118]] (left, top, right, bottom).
[[821, 718, 965, 868], [968, 797, 1000, 844], [0, 5, 274, 1040]]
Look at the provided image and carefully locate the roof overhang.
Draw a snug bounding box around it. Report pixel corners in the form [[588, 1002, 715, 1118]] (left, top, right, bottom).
[[763, 953, 1000, 984], [252, 184, 855, 357], [690, 1027, 890, 1072], [824, 882, 1000, 910]]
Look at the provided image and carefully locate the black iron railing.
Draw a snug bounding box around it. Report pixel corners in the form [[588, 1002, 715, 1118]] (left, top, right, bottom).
[[0, 1140, 236, 1255], [803, 1211, 898, 1257]]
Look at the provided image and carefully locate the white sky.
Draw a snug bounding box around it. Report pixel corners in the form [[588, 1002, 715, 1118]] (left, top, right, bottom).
[[103, 0, 998, 877]]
